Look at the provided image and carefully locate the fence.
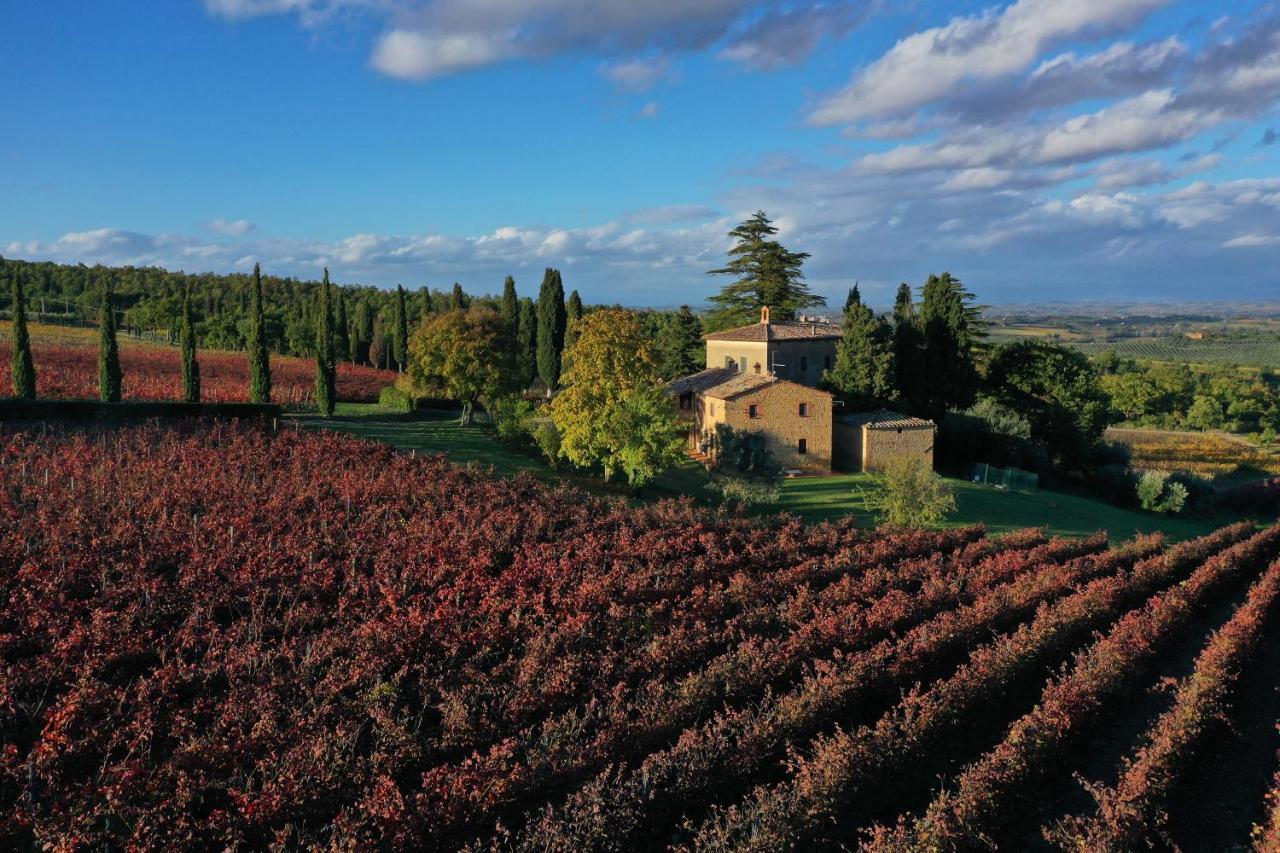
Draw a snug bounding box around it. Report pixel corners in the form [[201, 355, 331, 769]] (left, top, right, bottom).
[[971, 462, 1039, 494]]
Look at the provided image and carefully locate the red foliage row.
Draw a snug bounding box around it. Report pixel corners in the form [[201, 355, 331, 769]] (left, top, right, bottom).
[[874, 523, 1280, 850], [1051, 557, 1280, 850], [0, 342, 394, 403], [1256, 754, 1280, 852], [497, 535, 1161, 851], [2, 423, 1271, 851]]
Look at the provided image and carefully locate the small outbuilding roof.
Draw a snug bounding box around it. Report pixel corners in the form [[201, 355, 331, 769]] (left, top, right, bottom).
[[838, 409, 935, 430], [666, 367, 831, 401]]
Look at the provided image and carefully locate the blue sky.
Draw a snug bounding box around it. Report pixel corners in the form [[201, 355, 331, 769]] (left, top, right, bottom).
[[3, 1, 1280, 307]]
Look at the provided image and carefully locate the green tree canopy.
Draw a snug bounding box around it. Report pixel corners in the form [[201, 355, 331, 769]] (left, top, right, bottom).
[[705, 211, 822, 330], [826, 285, 895, 410], [408, 307, 508, 424], [180, 286, 200, 403], [248, 262, 271, 403], [517, 296, 537, 389], [551, 309, 686, 487], [564, 289, 584, 352], [916, 272, 982, 419], [393, 284, 409, 373], [654, 305, 704, 379], [9, 266, 36, 400], [892, 282, 927, 415], [314, 270, 336, 416], [984, 340, 1110, 470], [536, 268, 567, 393], [98, 284, 122, 402]]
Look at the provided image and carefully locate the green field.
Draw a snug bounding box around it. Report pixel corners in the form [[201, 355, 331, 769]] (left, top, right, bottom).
[[1072, 337, 1280, 368], [294, 404, 1234, 542]]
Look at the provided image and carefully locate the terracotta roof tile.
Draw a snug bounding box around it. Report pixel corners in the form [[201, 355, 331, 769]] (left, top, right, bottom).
[[703, 320, 842, 342], [838, 409, 935, 430], [667, 368, 832, 401]]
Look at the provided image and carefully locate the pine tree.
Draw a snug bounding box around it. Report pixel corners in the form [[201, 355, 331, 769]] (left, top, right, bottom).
[[827, 285, 894, 410], [536, 268, 567, 394], [9, 269, 36, 400], [564, 289, 584, 352], [917, 272, 982, 420], [706, 211, 822, 329], [451, 282, 466, 311], [248, 262, 271, 403], [334, 287, 350, 364], [314, 269, 336, 416], [98, 284, 122, 402], [179, 287, 200, 403], [393, 285, 409, 373], [517, 296, 537, 389], [654, 305, 704, 379]]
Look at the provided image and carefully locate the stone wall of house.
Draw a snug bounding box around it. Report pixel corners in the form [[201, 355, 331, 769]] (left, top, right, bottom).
[[767, 338, 838, 387], [718, 381, 833, 473], [705, 340, 768, 374], [862, 425, 935, 472]]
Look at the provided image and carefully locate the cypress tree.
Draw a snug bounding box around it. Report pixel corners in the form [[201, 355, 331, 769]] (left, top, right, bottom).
[[352, 298, 371, 364], [892, 282, 926, 415], [828, 285, 895, 411], [248, 262, 271, 403], [180, 286, 200, 403], [314, 269, 336, 415], [369, 312, 387, 370], [564, 289, 583, 352], [335, 287, 350, 364], [501, 275, 519, 330], [451, 282, 465, 311], [98, 284, 122, 402], [500, 276, 520, 388], [918, 272, 982, 420], [536, 268, 566, 394], [517, 296, 537, 389], [393, 284, 409, 372], [9, 269, 36, 400]]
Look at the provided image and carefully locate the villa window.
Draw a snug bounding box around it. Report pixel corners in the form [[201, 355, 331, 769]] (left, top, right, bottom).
[[738, 356, 748, 372], [748, 404, 760, 419], [679, 392, 693, 411], [798, 438, 808, 454], [754, 362, 762, 375], [798, 402, 808, 417]]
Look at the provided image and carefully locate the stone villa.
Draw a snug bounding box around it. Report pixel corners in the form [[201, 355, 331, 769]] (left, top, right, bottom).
[[668, 307, 936, 475]]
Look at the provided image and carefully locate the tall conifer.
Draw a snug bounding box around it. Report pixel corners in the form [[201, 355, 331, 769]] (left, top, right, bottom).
[[335, 287, 350, 364], [393, 285, 409, 372], [564, 289, 583, 352], [248, 262, 271, 403], [451, 282, 465, 311], [98, 284, 122, 402], [517, 296, 537, 389], [9, 269, 36, 400], [536, 268, 567, 394], [314, 269, 336, 416], [180, 287, 200, 403]]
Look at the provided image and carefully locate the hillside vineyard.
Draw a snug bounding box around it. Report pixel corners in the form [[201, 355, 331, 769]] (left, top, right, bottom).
[[3, 425, 1280, 850]]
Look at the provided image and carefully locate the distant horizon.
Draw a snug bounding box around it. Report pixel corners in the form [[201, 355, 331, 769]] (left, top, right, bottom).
[[4, 2, 1280, 305]]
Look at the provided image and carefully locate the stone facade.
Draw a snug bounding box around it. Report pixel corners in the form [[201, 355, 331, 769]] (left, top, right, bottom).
[[671, 369, 833, 473], [702, 307, 840, 389], [833, 410, 936, 473]]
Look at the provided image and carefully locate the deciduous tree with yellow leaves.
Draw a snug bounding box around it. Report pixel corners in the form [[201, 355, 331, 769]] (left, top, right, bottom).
[[551, 308, 685, 487]]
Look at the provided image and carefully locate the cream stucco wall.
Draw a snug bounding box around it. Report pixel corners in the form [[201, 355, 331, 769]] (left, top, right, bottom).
[[705, 340, 769, 375]]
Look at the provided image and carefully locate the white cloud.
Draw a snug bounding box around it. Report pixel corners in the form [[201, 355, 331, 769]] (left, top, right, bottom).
[[1223, 233, 1280, 247], [940, 167, 1012, 191], [637, 101, 661, 119], [207, 218, 257, 236], [371, 30, 507, 80], [810, 0, 1170, 125], [719, 3, 869, 70], [601, 56, 674, 92]]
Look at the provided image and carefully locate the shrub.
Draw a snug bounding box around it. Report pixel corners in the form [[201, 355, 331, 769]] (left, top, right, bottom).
[[1137, 470, 1189, 515], [530, 418, 561, 469], [490, 396, 539, 447], [378, 384, 416, 412], [863, 456, 957, 527], [705, 424, 783, 505]]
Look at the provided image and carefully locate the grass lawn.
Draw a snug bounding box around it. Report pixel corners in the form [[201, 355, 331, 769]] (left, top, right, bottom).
[[775, 473, 1225, 542], [293, 403, 1246, 543]]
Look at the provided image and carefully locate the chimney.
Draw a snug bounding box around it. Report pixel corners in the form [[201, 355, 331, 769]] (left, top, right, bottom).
[[760, 305, 771, 324]]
